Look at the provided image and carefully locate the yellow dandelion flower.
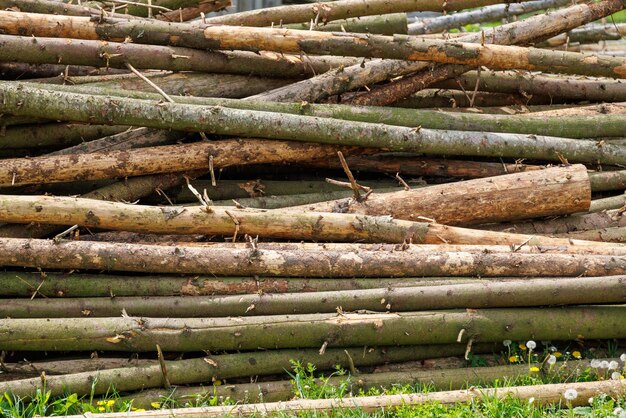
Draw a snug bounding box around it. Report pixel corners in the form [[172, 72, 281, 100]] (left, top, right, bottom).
[[529, 366, 540, 373], [135, 408, 146, 412], [96, 401, 106, 406], [151, 402, 161, 409], [98, 407, 105, 412], [106, 400, 115, 407], [554, 352, 562, 358], [572, 351, 582, 359], [519, 343, 527, 351], [509, 355, 519, 363]]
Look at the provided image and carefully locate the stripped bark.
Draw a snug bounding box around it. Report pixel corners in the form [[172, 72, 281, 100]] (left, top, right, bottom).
[[0, 238, 623, 277], [1, 306, 625, 351], [4, 83, 626, 166], [5, 276, 625, 318]]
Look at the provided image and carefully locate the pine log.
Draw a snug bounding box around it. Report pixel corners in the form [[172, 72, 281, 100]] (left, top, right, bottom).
[[253, 0, 624, 102], [0, 34, 355, 77], [27, 82, 626, 139], [4, 276, 625, 318], [64, 379, 626, 417], [286, 13, 408, 35], [433, 71, 626, 103], [0, 272, 488, 298], [1, 306, 625, 351], [291, 165, 590, 225], [408, 0, 571, 34], [482, 209, 626, 235], [204, 0, 506, 26], [0, 239, 623, 277], [0, 139, 360, 187], [0, 345, 487, 396], [125, 359, 598, 407], [4, 84, 626, 166], [3, 12, 626, 79]]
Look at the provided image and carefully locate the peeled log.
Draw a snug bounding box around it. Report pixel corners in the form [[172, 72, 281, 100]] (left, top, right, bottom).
[[1, 306, 625, 352], [0, 238, 623, 277], [293, 165, 590, 225]]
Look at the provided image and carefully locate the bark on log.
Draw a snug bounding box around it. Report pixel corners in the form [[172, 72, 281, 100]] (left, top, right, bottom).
[[408, 0, 572, 34], [589, 170, 626, 192], [589, 195, 626, 213], [292, 165, 590, 225], [0, 238, 623, 277], [0, 139, 358, 187], [1, 306, 625, 351], [0, 345, 487, 396], [3, 358, 157, 377], [286, 13, 408, 35], [4, 83, 626, 166], [204, 0, 506, 26], [0, 35, 355, 78], [4, 276, 625, 318], [157, 0, 231, 22], [28, 82, 626, 139], [62, 379, 626, 417], [555, 227, 626, 243], [253, 0, 624, 103], [0, 123, 126, 150], [433, 70, 626, 103], [125, 359, 598, 407], [0, 271, 490, 298]]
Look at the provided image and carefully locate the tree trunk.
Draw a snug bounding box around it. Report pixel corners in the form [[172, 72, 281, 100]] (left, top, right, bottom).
[[64, 379, 626, 417], [4, 83, 626, 166], [252, 0, 624, 102], [408, 0, 571, 34], [432, 70, 626, 103], [204, 0, 506, 26], [4, 276, 625, 318], [1, 306, 625, 351], [0, 344, 487, 396], [292, 165, 590, 225], [27, 82, 626, 139], [286, 13, 408, 35], [0, 238, 623, 277], [0, 34, 354, 77], [0, 139, 359, 187], [0, 271, 489, 298]]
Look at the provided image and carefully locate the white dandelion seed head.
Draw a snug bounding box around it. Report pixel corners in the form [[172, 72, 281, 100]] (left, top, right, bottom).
[[620, 353, 626, 362], [548, 355, 557, 365], [611, 372, 622, 380], [549, 346, 557, 352], [609, 361, 619, 370], [588, 397, 594, 405], [528, 397, 535, 404], [526, 340, 537, 350], [614, 407, 624, 415], [601, 361, 610, 369], [503, 340, 512, 347], [564, 388, 578, 401], [590, 359, 601, 368]]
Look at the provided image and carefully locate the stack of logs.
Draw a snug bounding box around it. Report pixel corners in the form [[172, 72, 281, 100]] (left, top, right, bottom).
[[0, 0, 626, 414]]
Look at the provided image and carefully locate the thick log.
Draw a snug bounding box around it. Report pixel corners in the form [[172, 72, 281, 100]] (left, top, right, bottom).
[[408, 0, 571, 34], [1, 306, 625, 351], [27, 82, 626, 139], [0, 238, 623, 277], [433, 70, 626, 103], [63, 379, 626, 417], [204, 0, 506, 26], [292, 165, 590, 225], [0, 271, 489, 298], [253, 0, 624, 102], [589, 170, 626, 192], [4, 276, 625, 318], [4, 84, 626, 166], [0, 345, 489, 396], [0, 139, 358, 187]]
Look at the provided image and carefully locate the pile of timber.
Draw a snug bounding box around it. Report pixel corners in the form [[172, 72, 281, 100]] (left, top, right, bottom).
[[1, 0, 626, 415]]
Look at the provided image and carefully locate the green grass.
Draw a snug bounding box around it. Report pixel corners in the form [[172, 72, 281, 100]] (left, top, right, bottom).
[[3, 341, 625, 417]]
